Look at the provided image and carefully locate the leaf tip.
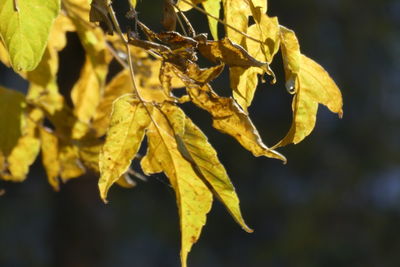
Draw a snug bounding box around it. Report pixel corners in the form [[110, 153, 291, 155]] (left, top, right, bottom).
[[338, 110, 344, 119]]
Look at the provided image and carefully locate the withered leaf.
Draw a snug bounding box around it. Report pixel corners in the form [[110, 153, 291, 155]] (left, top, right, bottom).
[[187, 84, 286, 162], [198, 37, 273, 76], [89, 0, 115, 34]]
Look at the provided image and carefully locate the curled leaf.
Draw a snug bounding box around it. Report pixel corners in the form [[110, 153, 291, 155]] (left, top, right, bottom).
[[198, 37, 273, 76], [187, 84, 286, 162], [274, 54, 343, 147]]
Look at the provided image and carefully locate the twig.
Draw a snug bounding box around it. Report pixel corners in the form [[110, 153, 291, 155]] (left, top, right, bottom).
[[177, 0, 265, 45]]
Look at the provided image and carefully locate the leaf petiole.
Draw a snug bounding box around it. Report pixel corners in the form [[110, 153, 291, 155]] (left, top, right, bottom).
[[13, 0, 19, 12]]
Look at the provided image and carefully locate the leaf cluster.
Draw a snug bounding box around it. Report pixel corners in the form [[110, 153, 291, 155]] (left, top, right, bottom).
[[0, 0, 343, 266]]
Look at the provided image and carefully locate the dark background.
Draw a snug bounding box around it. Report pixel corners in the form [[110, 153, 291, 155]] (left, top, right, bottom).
[[1, 0, 400, 266]]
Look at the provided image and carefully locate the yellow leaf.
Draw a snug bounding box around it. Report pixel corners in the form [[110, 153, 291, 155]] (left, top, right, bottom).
[[202, 0, 221, 40], [0, 40, 10, 67], [92, 69, 134, 137], [130, 0, 137, 8], [141, 105, 212, 267], [5, 108, 42, 182], [59, 143, 85, 182], [230, 66, 262, 112], [279, 26, 301, 93], [246, 15, 280, 63], [161, 103, 252, 233], [0, 86, 25, 157], [176, 0, 204, 12], [250, 0, 267, 15], [187, 84, 286, 162], [71, 57, 101, 124], [7, 135, 40, 182], [66, 1, 109, 85], [275, 54, 343, 147], [39, 127, 60, 191], [222, 0, 251, 44], [98, 94, 152, 202]]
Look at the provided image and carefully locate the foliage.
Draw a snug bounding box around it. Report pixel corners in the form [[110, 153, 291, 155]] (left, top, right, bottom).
[[0, 0, 343, 266]]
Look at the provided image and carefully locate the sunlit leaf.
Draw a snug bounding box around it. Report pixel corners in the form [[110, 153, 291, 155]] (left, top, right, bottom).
[[141, 105, 213, 267], [187, 84, 286, 162], [176, 0, 204, 12], [222, 0, 250, 44], [99, 94, 152, 202], [71, 57, 101, 124], [202, 0, 221, 40], [275, 54, 343, 147], [246, 15, 280, 63], [59, 143, 86, 182], [0, 40, 10, 67], [0, 0, 60, 71], [279, 25, 301, 93], [161, 103, 252, 232], [230, 66, 262, 112]]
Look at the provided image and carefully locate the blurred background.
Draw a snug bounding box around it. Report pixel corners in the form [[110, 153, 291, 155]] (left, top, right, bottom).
[[1, 0, 400, 266]]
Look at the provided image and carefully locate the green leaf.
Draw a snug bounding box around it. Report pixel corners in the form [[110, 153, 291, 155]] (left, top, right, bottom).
[[187, 84, 286, 162], [98, 94, 152, 202], [0, 0, 60, 71]]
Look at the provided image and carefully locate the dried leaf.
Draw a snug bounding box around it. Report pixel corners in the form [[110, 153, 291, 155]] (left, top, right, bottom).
[[162, 0, 177, 31], [198, 38, 273, 76], [89, 0, 115, 34], [187, 84, 286, 162], [99, 94, 152, 202]]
